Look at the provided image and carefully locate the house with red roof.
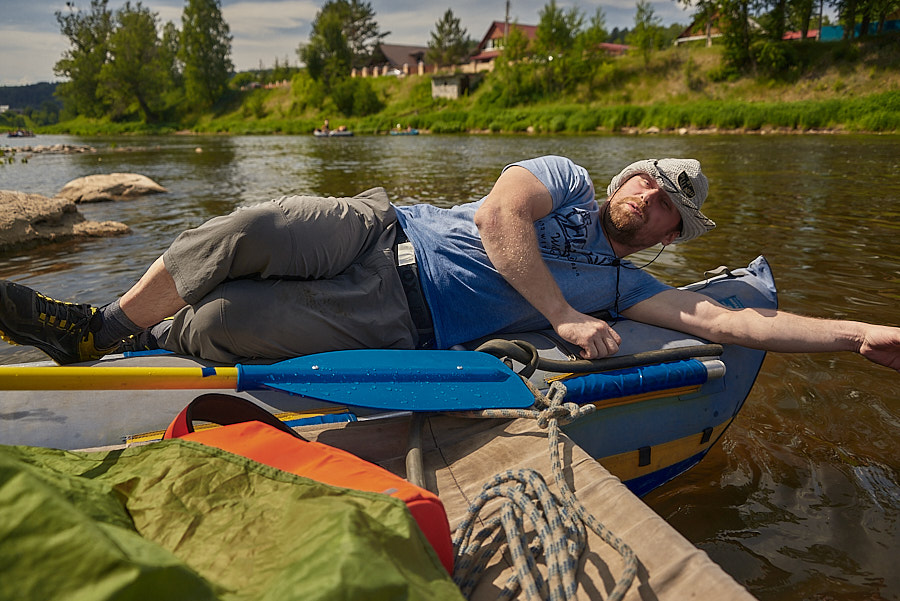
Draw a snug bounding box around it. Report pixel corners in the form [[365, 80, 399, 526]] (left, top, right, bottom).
[[469, 21, 539, 71]]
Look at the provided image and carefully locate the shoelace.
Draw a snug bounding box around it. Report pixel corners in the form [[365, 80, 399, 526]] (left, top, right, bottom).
[[36, 294, 95, 340]]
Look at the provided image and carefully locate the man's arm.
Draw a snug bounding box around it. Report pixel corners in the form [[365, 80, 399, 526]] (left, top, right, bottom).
[[621, 288, 900, 372], [474, 166, 622, 359]]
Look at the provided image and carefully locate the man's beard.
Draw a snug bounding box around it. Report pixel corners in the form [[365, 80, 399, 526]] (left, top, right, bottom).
[[602, 196, 647, 247]]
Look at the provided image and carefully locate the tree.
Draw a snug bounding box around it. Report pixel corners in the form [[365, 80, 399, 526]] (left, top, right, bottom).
[[487, 23, 536, 106], [719, 0, 756, 70], [301, 0, 388, 75], [535, 0, 583, 59], [54, 0, 114, 118], [300, 6, 353, 89], [331, 77, 382, 116], [627, 0, 664, 64], [180, 0, 233, 109], [762, 0, 789, 40], [98, 2, 168, 121], [342, 0, 389, 67], [535, 0, 584, 94], [427, 9, 472, 68], [576, 8, 610, 66], [159, 21, 183, 89]]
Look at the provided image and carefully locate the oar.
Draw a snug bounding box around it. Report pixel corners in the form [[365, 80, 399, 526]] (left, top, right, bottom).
[[0, 349, 534, 412]]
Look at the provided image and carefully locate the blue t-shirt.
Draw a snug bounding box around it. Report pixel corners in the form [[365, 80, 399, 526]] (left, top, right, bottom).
[[394, 155, 670, 348]]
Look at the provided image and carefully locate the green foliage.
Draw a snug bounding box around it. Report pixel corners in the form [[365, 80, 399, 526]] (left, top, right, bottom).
[[408, 77, 434, 107], [180, 0, 233, 110], [53, 0, 188, 123], [331, 77, 382, 116], [41, 15, 900, 137], [291, 71, 327, 111], [0, 83, 58, 111], [535, 0, 583, 58], [300, 4, 353, 90], [99, 2, 169, 122], [242, 89, 267, 119], [301, 0, 386, 77], [576, 8, 610, 66], [716, 0, 759, 73], [54, 0, 114, 118], [231, 72, 256, 89], [159, 21, 182, 89], [683, 55, 705, 90], [627, 0, 664, 64], [427, 9, 472, 67], [751, 39, 800, 77]]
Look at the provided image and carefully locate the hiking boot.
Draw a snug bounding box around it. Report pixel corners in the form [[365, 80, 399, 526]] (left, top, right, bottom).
[[0, 280, 112, 364], [115, 330, 161, 355]]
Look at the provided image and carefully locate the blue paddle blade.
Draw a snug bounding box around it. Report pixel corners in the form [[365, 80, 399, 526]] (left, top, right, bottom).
[[236, 350, 534, 411]]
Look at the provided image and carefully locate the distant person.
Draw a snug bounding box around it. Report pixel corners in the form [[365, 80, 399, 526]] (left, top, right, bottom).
[[1, 156, 898, 372]]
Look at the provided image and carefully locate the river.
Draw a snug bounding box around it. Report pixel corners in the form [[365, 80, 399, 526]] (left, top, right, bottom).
[[1, 132, 898, 600]]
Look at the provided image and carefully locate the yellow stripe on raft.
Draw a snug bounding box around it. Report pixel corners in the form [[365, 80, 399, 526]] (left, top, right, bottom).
[[591, 385, 702, 410], [0, 366, 239, 390], [598, 420, 731, 482]]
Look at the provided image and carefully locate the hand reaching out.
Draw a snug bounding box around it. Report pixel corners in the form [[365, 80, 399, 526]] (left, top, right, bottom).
[[857, 324, 900, 372]]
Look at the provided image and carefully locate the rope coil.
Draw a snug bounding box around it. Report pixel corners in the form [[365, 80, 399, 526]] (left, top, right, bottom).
[[451, 380, 638, 601]]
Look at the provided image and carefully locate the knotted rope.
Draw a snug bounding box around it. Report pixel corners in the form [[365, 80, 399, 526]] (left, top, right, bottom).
[[450, 379, 638, 601]]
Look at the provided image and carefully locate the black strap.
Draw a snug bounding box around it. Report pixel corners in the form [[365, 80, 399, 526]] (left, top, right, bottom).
[[181, 393, 306, 440], [393, 225, 436, 349]]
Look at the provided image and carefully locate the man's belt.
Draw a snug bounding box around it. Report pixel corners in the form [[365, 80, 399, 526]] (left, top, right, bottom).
[[394, 225, 436, 349]]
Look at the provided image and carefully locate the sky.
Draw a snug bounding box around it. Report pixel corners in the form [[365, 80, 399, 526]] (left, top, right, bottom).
[[0, 0, 696, 86]]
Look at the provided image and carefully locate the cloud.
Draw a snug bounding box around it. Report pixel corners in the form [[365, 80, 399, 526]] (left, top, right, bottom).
[[223, 0, 319, 69], [0, 28, 69, 86]]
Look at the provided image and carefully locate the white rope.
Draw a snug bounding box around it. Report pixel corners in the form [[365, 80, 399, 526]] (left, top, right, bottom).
[[450, 380, 638, 601]]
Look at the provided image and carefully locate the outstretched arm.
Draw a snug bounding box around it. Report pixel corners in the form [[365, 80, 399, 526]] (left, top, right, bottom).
[[622, 288, 900, 372], [474, 166, 621, 359]]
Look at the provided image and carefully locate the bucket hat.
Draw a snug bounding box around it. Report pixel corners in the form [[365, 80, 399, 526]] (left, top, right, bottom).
[[606, 158, 715, 243]]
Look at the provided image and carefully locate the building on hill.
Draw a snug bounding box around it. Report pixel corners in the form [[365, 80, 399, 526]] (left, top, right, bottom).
[[353, 44, 432, 78], [674, 12, 763, 46], [676, 9, 898, 44], [818, 18, 899, 40], [469, 21, 539, 72], [352, 18, 633, 81]]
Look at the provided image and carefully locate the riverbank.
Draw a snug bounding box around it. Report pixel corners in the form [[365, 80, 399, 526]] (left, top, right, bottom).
[[32, 38, 900, 136]]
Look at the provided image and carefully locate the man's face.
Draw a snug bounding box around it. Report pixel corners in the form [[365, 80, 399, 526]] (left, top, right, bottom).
[[604, 173, 683, 249]]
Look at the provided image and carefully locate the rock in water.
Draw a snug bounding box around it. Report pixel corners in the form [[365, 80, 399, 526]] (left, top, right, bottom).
[[57, 173, 167, 203]]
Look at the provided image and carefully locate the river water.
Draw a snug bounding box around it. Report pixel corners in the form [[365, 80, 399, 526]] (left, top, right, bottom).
[[1, 132, 898, 600]]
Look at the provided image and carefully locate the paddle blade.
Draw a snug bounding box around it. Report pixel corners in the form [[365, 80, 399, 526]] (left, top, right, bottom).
[[237, 350, 534, 411]]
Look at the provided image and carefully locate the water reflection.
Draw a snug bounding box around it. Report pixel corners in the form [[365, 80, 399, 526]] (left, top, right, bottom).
[[1, 132, 898, 600]]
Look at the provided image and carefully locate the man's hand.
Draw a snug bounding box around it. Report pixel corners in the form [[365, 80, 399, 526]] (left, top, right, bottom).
[[552, 308, 622, 359], [858, 324, 900, 372]]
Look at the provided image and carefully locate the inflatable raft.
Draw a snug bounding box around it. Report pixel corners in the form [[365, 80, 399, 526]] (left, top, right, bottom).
[[0, 256, 776, 496]]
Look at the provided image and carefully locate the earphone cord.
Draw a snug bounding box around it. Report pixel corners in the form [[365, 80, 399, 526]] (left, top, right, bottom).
[[600, 202, 668, 323], [609, 245, 666, 324]]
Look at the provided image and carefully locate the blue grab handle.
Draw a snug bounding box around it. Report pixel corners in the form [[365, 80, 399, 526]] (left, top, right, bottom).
[[562, 359, 710, 404]]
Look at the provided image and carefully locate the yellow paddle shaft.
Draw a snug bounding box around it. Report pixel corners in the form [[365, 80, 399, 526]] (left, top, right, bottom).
[[0, 366, 240, 391]]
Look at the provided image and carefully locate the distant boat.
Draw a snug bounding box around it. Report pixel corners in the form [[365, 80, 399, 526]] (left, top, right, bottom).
[[7, 130, 35, 138], [313, 129, 354, 137], [390, 129, 418, 136]]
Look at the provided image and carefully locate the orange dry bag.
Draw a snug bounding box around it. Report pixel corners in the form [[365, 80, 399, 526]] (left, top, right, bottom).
[[163, 393, 454, 574]]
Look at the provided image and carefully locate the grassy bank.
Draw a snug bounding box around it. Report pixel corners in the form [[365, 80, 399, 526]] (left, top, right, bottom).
[[38, 35, 900, 136]]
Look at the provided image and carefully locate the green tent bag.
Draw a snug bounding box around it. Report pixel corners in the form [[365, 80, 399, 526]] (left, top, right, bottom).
[[0, 441, 463, 601]]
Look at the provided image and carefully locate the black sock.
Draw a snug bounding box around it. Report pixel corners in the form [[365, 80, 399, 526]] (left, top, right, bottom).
[[95, 300, 143, 349]]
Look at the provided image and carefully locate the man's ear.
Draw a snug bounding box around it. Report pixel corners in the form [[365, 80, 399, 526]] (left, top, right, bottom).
[[661, 230, 679, 246]]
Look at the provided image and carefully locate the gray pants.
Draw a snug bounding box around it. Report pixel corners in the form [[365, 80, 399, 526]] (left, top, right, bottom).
[[159, 188, 416, 363]]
